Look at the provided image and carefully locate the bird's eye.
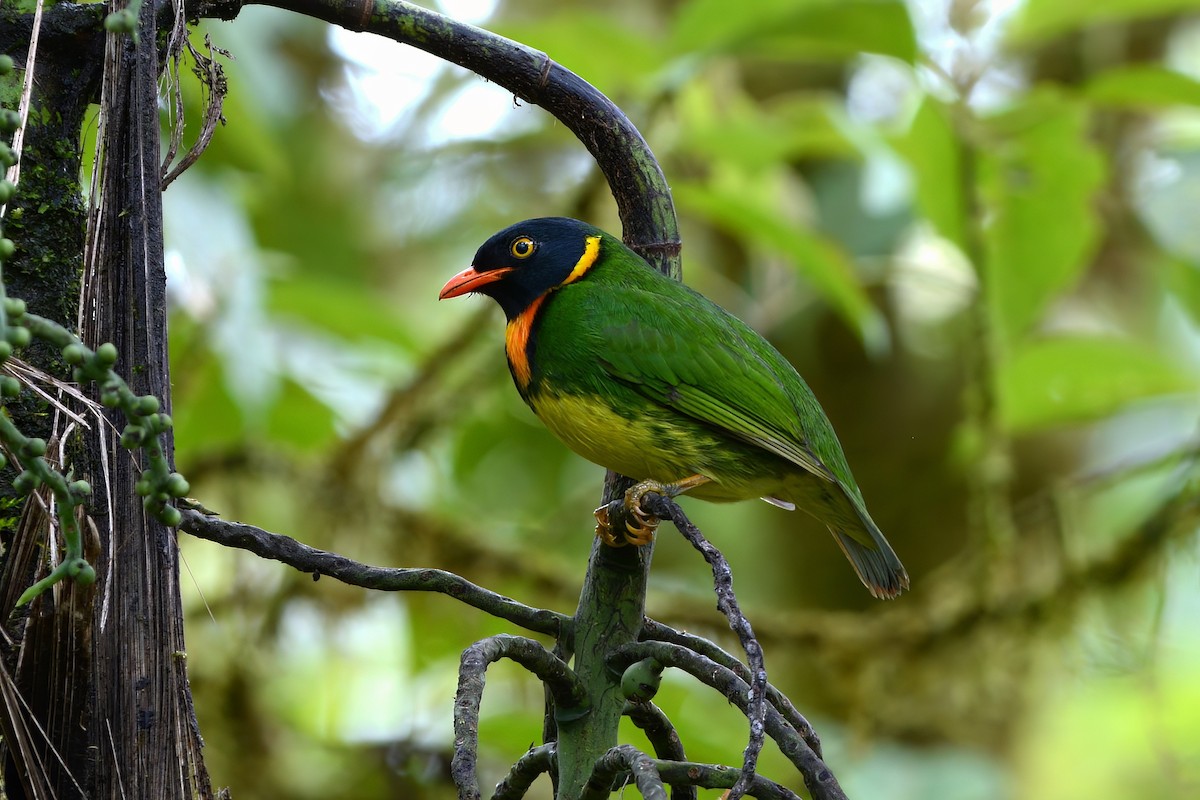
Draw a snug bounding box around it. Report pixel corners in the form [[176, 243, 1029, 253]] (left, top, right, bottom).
[[510, 236, 535, 259]]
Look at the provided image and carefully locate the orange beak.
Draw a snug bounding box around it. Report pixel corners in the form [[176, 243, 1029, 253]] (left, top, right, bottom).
[[438, 266, 515, 299]]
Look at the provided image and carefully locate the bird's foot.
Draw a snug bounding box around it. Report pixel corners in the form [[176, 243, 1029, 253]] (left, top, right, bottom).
[[594, 475, 712, 548]]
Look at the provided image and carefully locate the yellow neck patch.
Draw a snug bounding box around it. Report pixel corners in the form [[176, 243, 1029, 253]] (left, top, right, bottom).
[[563, 235, 602, 285], [504, 235, 602, 391]]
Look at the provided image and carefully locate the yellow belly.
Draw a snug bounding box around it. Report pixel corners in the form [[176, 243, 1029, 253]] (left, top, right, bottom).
[[527, 390, 789, 503]]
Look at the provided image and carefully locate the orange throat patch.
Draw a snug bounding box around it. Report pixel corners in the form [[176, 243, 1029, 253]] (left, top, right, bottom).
[[505, 294, 546, 391]]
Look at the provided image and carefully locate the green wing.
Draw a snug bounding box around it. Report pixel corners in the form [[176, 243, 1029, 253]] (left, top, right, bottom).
[[578, 276, 852, 490]]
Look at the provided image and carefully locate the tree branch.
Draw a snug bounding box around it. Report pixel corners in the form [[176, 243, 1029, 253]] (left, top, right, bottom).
[[492, 743, 557, 800], [582, 745, 666, 800], [453, 635, 587, 800], [638, 492, 767, 799], [610, 642, 847, 800], [623, 702, 695, 800], [178, 509, 568, 636], [639, 619, 821, 758]]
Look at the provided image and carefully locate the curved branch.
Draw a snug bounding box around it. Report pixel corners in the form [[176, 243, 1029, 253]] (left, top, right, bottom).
[[179, 510, 568, 636], [453, 635, 588, 800], [640, 619, 821, 757], [582, 745, 667, 800], [638, 492, 767, 799], [195, 0, 680, 274], [611, 641, 847, 800], [491, 743, 557, 800], [623, 703, 695, 800]]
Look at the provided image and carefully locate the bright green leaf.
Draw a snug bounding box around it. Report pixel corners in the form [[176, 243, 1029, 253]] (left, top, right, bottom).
[[999, 337, 1197, 431], [1007, 0, 1200, 48], [1084, 65, 1200, 109], [672, 0, 917, 63], [675, 174, 888, 353], [979, 90, 1106, 343], [892, 95, 965, 248], [268, 275, 420, 351], [264, 379, 337, 452]]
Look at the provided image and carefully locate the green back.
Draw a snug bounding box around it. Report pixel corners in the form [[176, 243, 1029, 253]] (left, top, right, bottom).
[[528, 232, 867, 505]]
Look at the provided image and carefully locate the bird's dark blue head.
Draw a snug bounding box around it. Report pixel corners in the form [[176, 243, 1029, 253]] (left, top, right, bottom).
[[439, 217, 605, 321]]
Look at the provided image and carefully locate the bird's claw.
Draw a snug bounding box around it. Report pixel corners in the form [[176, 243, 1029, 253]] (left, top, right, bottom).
[[592, 483, 663, 548]]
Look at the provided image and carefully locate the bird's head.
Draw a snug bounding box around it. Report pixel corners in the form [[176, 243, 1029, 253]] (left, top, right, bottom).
[[439, 217, 605, 320]]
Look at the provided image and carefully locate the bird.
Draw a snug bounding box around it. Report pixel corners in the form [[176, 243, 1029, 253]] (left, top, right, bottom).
[[439, 217, 908, 599]]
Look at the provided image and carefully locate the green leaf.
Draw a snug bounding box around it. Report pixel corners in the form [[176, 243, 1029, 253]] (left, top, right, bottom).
[[999, 337, 1197, 431], [892, 95, 965, 248], [979, 90, 1106, 343], [264, 379, 337, 452], [1007, 0, 1200, 48], [674, 172, 888, 353], [676, 87, 857, 172], [267, 276, 420, 351], [672, 0, 917, 63], [1084, 65, 1200, 109]]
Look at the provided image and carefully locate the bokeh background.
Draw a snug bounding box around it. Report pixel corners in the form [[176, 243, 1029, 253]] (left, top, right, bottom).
[[163, 0, 1200, 797]]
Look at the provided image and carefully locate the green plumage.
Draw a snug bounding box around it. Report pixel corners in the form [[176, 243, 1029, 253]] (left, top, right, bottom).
[[441, 217, 908, 599]]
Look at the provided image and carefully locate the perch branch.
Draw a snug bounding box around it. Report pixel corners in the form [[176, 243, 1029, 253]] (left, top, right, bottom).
[[453, 635, 588, 800], [178, 509, 568, 636], [638, 492, 767, 799], [491, 743, 557, 800], [611, 641, 847, 800]]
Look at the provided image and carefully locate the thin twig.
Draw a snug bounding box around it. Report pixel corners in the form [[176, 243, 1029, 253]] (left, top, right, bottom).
[[491, 743, 556, 800], [611, 641, 847, 800], [640, 493, 766, 800], [178, 509, 569, 636], [639, 619, 821, 758], [650, 760, 802, 800]]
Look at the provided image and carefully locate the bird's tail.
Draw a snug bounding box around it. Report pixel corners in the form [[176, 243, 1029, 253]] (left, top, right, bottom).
[[829, 521, 909, 600]]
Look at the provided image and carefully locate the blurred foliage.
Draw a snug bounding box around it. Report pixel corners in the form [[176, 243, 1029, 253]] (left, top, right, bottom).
[[151, 0, 1200, 798]]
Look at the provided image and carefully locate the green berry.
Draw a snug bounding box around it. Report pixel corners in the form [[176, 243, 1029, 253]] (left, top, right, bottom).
[[137, 395, 159, 414], [135, 478, 151, 496], [96, 342, 118, 367], [0, 55, 13, 75], [63, 344, 87, 365], [0, 238, 14, 260], [7, 325, 29, 348], [0, 341, 11, 361], [22, 438, 46, 457], [160, 505, 182, 527], [0, 144, 14, 168], [101, 389, 121, 408], [0, 181, 14, 204], [158, 413, 172, 430], [69, 479, 92, 498], [72, 562, 96, 587], [3, 298, 25, 318], [165, 473, 190, 497], [104, 9, 137, 33], [0, 376, 19, 397], [119, 426, 143, 449], [12, 471, 37, 495]]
